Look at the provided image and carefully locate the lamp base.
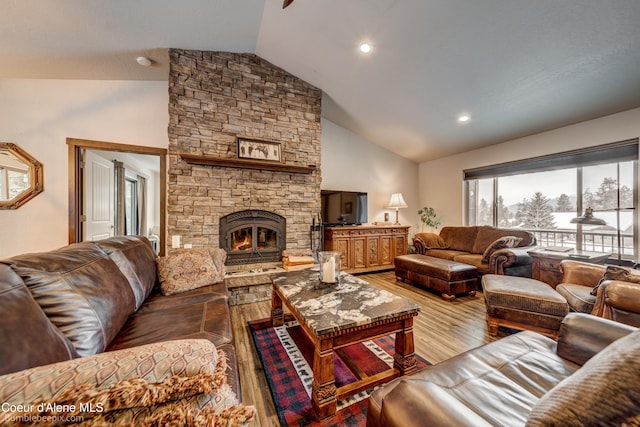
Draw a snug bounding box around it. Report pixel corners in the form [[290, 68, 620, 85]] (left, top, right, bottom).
[[394, 209, 400, 225]]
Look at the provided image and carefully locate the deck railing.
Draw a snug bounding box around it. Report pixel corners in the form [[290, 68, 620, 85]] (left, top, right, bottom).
[[521, 228, 635, 258]]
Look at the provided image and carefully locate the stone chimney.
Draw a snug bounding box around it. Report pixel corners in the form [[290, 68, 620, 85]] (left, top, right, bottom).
[[167, 50, 322, 257]]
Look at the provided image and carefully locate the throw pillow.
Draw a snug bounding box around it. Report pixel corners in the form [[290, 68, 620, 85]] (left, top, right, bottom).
[[481, 236, 522, 264], [414, 233, 449, 250], [526, 329, 640, 427], [208, 247, 227, 283], [157, 248, 220, 296], [591, 265, 640, 296]]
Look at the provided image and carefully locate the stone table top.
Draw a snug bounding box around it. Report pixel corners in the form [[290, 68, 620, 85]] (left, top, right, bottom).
[[271, 269, 420, 336]]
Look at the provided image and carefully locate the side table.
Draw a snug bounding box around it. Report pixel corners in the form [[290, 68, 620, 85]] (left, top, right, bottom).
[[528, 248, 611, 288]]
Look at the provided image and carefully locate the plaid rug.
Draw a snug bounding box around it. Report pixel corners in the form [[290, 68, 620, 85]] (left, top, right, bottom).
[[249, 318, 430, 427]]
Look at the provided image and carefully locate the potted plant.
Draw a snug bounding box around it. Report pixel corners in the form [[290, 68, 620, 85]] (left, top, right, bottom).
[[418, 207, 442, 232]]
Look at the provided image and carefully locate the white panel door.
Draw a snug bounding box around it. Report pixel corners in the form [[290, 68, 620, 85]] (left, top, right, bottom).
[[83, 150, 114, 241]]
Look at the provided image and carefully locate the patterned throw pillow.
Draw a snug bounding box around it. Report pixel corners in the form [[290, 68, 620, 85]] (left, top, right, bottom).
[[157, 248, 220, 296], [481, 236, 522, 264], [208, 247, 227, 283], [591, 265, 640, 296], [526, 329, 640, 427]]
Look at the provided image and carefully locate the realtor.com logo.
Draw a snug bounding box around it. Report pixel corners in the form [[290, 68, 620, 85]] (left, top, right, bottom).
[[2, 401, 104, 423]]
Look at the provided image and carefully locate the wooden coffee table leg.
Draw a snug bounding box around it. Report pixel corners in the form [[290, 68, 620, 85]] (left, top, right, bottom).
[[311, 338, 337, 420], [271, 286, 284, 327], [394, 318, 418, 376]]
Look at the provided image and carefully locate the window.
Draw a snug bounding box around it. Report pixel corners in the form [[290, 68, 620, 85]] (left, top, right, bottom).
[[464, 140, 638, 262], [467, 178, 494, 226], [0, 167, 30, 201], [125, 177, 138, 235]]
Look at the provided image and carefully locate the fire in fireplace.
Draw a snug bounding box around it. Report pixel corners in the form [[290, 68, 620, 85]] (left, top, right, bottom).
[[219, 210, 286, 265]]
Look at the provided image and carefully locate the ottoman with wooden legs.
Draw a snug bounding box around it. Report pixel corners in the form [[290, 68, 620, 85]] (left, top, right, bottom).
[[394, 254, 478, 301], [482, 274, 570, 339]]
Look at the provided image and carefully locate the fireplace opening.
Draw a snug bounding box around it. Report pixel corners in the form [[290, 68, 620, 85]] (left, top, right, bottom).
[[220, 210, 285, 265]]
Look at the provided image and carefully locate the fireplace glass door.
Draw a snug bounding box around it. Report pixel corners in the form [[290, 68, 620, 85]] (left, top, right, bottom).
[[230, 227, 252, 251], [257, 227, 277, 250], [230, 226, 278, 252]]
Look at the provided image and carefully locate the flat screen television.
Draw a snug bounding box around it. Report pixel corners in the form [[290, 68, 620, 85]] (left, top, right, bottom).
[[321, 190, 367, 226]]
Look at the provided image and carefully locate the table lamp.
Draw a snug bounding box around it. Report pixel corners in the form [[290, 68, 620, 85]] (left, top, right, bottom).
[[387, 193, 408, 225]]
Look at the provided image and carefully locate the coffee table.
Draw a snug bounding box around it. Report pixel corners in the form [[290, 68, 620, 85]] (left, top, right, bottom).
[[270, 269, 420, 421]]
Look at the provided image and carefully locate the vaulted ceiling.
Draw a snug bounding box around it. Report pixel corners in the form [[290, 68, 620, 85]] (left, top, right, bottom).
[[2, 0, 640, 162]]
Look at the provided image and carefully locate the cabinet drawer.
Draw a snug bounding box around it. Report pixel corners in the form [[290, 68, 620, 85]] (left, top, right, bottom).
[[539, 258, 562, 272]]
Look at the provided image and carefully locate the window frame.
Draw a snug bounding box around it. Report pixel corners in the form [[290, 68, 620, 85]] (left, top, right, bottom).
[[463, 140, 639, 264]]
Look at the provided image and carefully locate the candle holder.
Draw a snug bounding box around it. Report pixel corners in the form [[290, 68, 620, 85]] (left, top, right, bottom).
[[318, 251, 341, 286]]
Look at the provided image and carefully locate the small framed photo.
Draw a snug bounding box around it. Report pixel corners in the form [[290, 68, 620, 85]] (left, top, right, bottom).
[[344, 202, 353, 214], [237, 137, 281, 163]]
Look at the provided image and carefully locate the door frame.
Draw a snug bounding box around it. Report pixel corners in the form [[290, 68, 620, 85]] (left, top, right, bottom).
[[67, 138, 167, 255]]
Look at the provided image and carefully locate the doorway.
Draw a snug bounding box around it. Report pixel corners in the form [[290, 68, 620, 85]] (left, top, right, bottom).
[[67, 138, 167, 255]]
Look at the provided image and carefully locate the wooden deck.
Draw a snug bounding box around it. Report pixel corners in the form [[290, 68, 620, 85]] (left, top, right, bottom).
[[230, 270, 505, 427]]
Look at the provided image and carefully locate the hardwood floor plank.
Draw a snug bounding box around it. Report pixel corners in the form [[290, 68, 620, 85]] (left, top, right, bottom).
[[230, 270, 507, 426]]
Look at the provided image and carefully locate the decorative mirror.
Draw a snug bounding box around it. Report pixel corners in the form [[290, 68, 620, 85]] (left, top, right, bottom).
[[0, 142, 44, 209]]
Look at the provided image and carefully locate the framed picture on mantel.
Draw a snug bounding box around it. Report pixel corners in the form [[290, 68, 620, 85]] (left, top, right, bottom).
[[237, 137, 281, 163]]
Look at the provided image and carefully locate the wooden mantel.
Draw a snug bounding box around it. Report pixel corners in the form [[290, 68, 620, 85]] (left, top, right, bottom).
[[180, 153, 317, 174]]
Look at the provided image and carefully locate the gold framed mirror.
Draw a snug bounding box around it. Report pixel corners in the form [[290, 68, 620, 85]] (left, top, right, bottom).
[[0, 142, 44, 209]]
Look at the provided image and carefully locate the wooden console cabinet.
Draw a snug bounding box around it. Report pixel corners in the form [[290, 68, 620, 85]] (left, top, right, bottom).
[[323, 225, 410, 273]]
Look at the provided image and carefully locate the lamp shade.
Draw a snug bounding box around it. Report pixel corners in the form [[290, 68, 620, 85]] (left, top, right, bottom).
[[387, 193, 408, 209], [570, 207, 607, 225]]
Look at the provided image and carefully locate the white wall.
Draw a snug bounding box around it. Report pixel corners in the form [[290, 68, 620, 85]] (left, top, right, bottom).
[[321, 118, 420, 235], [419, 108, 640, 227], [0, 78, 168, 258]]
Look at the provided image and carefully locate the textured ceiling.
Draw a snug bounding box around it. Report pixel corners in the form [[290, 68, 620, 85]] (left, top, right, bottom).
[[2, 0, 640, 162]]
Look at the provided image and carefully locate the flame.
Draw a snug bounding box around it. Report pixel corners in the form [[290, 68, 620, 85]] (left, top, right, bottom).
[[233, 235, 251, 251]]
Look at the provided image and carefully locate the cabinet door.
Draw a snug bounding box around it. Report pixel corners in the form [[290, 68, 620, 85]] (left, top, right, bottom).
[[380, 235, 393, 266], [394, 235, 408, 257], [367, 236, 381, 267], [334, 239, 352, 271], [353, 236, 367, 270]]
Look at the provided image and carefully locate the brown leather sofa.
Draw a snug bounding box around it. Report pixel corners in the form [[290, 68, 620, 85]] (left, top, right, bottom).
[[367, 313, 639, 427], [0, 236, 239, 392], [557, 259, 640, 327], [413, 226, 536, 276]]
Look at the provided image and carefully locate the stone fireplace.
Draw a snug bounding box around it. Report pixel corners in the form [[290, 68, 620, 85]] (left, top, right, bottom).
[[167, 50, 322, 278], [220, 210, 285, 266]]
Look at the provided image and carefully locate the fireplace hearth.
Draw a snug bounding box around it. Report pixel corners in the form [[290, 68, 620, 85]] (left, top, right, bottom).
[[220, 210, 286, 265]]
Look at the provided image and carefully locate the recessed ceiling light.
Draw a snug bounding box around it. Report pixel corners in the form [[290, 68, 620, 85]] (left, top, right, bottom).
[[136, 56, 152, 67], [458, 114, 470, 123], [359, 42, 372, 54]]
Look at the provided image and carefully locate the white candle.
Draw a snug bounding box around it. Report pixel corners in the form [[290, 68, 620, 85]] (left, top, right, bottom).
[[322, 256, 336, 283]]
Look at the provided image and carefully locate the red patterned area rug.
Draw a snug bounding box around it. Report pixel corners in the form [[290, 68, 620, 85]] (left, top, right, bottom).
[[249, 318, 431, 427]]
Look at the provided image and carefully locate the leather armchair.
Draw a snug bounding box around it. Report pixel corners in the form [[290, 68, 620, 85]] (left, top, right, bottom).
[[366, 313, 638, 427], [592, 274, 640, 327], [555, 260, 604, 314], [557, 260, 640, 327]]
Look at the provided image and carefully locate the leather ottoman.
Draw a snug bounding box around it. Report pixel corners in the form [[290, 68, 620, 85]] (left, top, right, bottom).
[[395, 254, 478, 301], [482, 274, 570, 339]]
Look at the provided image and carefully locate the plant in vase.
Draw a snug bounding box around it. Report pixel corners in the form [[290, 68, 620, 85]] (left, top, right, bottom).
[[418, 207, 442, 232]]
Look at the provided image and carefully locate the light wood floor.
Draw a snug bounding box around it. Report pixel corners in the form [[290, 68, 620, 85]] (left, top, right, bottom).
[[230, 270, 507, 427]]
